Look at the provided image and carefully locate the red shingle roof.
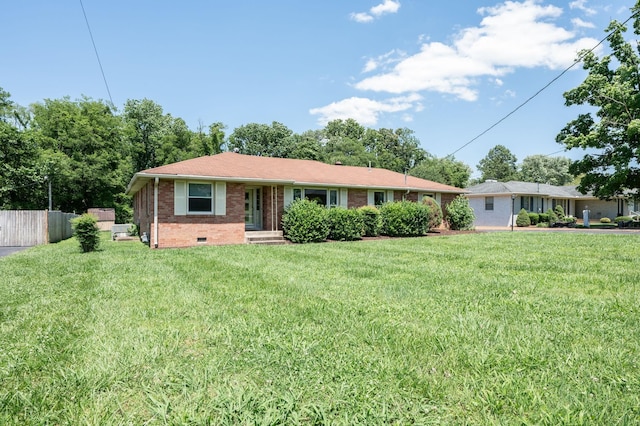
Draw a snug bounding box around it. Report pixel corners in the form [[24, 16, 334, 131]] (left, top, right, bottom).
[[127, 152, 464, 194]]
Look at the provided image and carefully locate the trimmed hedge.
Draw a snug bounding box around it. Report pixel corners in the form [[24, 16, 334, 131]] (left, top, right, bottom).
[[281, 199, 329, 243], [358, 205, 382, 237], [528, 213, 539, 225], [327, 207, 364, 241], [380, 201, 431, 237]]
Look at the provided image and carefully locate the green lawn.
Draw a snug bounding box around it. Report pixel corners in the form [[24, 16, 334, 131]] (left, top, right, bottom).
[[1, 233, 639, 424]]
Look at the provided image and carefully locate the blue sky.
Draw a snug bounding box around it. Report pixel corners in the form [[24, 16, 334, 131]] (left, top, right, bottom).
[[1, 1, 635, 175]]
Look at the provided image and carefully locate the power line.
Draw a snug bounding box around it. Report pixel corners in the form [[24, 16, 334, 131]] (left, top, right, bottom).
[[79, 0, 113, 105], [447, 10, 639, 158]]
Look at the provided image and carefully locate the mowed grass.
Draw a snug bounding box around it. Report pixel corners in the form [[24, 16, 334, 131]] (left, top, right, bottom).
[[1, 232, 639, 424]]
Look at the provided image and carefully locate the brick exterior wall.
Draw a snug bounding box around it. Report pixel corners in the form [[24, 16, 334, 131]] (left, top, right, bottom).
[[348, 189, 368, 208]]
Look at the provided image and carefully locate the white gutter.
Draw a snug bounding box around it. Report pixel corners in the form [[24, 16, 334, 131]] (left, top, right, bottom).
[[154, 177, 159, 249]]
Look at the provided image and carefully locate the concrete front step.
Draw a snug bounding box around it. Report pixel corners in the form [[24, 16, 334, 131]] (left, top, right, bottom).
[[245, 231, 287, 245]]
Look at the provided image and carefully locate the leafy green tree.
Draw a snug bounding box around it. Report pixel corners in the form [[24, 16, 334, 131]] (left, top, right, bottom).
[[477, 145, 519, 182], [0, 121, 47, 209], [556, 7, 640, 198], [123, 98, 169, 172], [192, 121, 226, 156], [288, 130, 325, 161], [32, 96, 127, 212], [410, 155, 471, 188], [519, 155, 573, 186], [228, 121, 293, 157]]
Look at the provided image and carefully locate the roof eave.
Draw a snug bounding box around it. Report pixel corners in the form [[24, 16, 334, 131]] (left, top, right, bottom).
[[126, 172, 466, 195]]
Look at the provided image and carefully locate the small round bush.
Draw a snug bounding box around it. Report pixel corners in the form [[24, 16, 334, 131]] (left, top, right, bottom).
[[380, 200, 430, 237], [357, 205, 382, 237], [327, 207, 364, 241], [420, 196, 443, 230], [281, 199, 329, 243], [546, 208, 558, 224], [516, 208, 531, 227], [528, 213, 539, 225], [71, 213, 101, 252], [600, 217, 611, 223], [445, 195, 475, 230], [538, 213, 549, 223]]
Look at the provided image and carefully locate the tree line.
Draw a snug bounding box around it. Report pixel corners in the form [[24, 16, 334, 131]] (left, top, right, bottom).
[[0, 88, 582, 222]]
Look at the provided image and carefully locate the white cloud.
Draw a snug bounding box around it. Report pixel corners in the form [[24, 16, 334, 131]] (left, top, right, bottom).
[[361, 50, 405, 73], [350, 0, 400, 23], [371, 0, 401, 17], [309, 94, 421, 126], [569, 0, 596, 15], [355, 0, 598, 97], [350, 12, 374, 23], [572, 17, 595, 28]]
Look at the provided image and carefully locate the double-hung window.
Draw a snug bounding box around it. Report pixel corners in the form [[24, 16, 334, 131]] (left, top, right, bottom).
[[485, 196, 494, 211], [188, 183, 213, 213], [374, 191, 386, 207]]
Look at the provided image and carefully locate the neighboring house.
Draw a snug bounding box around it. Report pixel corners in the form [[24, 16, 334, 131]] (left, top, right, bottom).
[[87, 208, 116, 231], [466, 180, 636, 227], [125, 152, 465, 248]]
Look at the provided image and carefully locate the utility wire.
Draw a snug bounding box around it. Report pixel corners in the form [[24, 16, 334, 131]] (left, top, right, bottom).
[[80, 0, 114, 105], [447, 10, 639, 158]]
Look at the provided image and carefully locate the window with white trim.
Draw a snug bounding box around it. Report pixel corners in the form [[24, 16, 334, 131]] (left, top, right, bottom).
[[485, 196, 494, 211], [175, 180, 226, 216], [188, 183, 213, 213], [291, 187, 344, 208]]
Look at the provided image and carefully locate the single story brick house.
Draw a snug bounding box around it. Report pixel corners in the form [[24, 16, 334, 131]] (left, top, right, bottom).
[[466, 180, 638, 227], [125, 152, 465, 248]]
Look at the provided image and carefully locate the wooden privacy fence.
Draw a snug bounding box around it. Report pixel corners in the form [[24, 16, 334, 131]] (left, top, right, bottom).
[[0, 210, 78, 247]]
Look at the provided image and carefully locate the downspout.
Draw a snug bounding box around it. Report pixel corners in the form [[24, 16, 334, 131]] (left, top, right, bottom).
[[154, 177, 159, 248]]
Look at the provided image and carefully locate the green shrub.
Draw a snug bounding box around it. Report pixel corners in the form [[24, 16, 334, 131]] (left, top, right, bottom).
[[614, 216, 632, 223], [546, 208, 558, 224], [538, 213, 549, 223], [554, 205, 565, 219], [564, 216, 577, 224], [327, 207, 364, 241], [380, 201, 430, 237], [600, 217, 611, 223], [420, 196, 443, 230], [71, 213, 101, 253], [516, 208, 531, 227], [445, 195, 475, 230], [357, 205, 382, 237], [536, 222, 549, 228], [281, 199, 329, 243], [528, 212, 539, 225]]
